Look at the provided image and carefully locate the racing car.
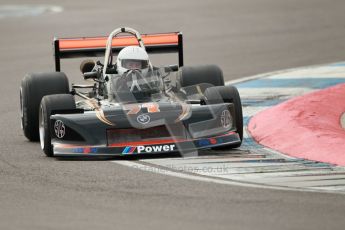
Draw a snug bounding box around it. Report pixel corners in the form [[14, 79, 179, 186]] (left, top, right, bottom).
[[20, 27, 243, 157]]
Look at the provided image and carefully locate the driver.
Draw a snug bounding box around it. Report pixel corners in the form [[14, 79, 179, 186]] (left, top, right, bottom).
[[110, 46, 162, 102], [116, 46, 150, 75]]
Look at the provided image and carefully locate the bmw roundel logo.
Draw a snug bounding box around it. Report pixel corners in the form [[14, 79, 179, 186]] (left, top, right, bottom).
[[137, 114, 150, 124], [54, 120, 65, 139]]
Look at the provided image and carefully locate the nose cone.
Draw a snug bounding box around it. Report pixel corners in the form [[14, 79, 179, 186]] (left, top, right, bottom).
[[102, 102, 191, 129]]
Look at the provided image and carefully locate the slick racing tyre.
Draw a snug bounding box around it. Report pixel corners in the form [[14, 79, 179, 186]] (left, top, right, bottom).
[[178, 65, 224, 90], [20, 72, 69, 141], [39, 94, 76, 157], [204, 85, 243, 148]]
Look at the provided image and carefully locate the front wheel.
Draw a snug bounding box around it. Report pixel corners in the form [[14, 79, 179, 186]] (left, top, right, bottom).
[[204, 85, 243, 149], [39, 94, 76, 157]]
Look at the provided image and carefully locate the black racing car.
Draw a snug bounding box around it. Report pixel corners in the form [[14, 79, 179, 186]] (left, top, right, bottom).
[[20, 27, 243, 157]]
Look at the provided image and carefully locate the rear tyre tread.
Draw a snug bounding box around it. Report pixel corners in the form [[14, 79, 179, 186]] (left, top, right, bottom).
[[20, 72, 69, 141]]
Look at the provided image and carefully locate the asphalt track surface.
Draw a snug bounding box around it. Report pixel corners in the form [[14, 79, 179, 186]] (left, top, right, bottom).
[[1, 0, 345, 229]]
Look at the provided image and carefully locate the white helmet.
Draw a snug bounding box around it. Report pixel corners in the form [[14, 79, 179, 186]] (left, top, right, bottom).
[[116, 46, 150, 75]]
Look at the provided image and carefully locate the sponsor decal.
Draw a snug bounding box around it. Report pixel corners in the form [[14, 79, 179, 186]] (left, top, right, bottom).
[[72, 147, 98, 154], [54, 120, 65, 139], [122, 146, 137, 155], [122, 144, 176, 154], [220, 110, 232, 129], [123, 103, 160, 115], [137, 113, 150, 124], [123, 104, 141, 115], [142, 103, 160, 113], [198, 139, 210, 147], [209, 138, 217, 145], [137, 144, 176, 153], [197, 138, 221, 147], [215, 137, 224, 144]]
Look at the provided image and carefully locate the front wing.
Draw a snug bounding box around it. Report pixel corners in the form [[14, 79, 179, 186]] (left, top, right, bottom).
[[53, 131, 240, 157]]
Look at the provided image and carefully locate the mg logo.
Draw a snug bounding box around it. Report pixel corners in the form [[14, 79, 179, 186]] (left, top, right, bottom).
[[221, 110, 232, 129], [54, 120, 65, 139]]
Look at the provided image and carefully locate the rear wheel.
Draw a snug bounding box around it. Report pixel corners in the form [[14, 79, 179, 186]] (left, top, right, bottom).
[[178, 65, 224, 90], [39, 94, 76, 157], [20, 72, 69, 141], [204, 85, 243, 149]]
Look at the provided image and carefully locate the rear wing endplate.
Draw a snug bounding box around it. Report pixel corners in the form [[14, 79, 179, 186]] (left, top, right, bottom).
[[53, 32, 183, 71]]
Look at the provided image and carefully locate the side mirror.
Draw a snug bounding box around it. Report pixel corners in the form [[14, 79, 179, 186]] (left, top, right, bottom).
[[165, 64, 179, 72], [80, 59, 96, 73]]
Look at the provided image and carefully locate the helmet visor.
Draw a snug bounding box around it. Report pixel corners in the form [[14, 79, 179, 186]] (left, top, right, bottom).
[[121, 59, 149, 70]]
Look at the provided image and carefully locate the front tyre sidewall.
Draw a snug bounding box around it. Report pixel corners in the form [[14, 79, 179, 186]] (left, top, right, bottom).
[[39, 94, 76, 157], [39, 102, 53, 156], [20, 87, 24, 130]]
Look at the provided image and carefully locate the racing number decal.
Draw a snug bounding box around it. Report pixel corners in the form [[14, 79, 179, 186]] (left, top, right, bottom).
[[124, 104, 141, 115], [124, 103, 160, 114], [142, 103, 160, 113]]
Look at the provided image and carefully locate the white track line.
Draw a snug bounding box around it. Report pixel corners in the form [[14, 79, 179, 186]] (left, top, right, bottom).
[[115, 160, 345, 194]]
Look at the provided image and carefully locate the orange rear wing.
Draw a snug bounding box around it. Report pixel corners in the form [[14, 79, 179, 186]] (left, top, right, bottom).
[[53, 32, 183, 71]]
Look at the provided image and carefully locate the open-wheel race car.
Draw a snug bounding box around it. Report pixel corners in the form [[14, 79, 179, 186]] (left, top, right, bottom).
[[20, 27, 243, 157]]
